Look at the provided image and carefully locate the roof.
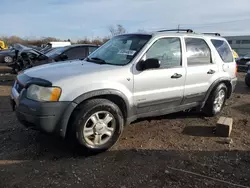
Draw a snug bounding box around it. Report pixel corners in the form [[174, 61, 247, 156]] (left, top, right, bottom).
[[117, 29, 226, 40]]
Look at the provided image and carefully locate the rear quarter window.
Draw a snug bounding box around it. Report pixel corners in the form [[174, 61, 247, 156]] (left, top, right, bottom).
[[211, 39, 234, 63]]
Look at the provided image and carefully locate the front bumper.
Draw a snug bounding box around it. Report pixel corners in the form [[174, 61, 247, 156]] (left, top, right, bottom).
[[10, 84, 72, 136]]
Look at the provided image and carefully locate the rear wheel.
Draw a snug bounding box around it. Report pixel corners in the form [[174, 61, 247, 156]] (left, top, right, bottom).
[[70, 98, 124, 153], [203, 83, 227, 117]]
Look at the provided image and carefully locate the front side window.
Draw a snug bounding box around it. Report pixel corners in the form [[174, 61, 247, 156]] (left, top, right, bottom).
[[211, 39, 234, 63], [145, 37, 182, 68], [88, 34, 152, 65], [185, 38, 211, 66]]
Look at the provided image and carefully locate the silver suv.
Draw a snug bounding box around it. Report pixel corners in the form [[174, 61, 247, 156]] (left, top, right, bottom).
[[10, 29, 237, 153]]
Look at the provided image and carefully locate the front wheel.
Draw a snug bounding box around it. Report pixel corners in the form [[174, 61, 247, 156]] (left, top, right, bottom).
[[203, 83, 227, 117], [71, 99, 124, 153]]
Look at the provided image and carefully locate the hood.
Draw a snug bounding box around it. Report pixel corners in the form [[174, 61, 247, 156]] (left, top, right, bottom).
[[0, 49, 14, 55], [23, 60, 122, 83]]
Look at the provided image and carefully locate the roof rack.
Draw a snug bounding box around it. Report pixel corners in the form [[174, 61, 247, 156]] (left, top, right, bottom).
[[157, 29, 194, 33], [202, 32, 221, 36]]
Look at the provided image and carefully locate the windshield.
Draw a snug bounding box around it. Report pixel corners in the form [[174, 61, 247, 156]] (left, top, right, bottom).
[[87, 34, 152, 65], [13, 44, 26, 51], [45, 47, 65, 58]]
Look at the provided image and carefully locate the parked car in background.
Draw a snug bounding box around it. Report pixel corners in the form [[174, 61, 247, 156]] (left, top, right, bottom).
[[0, 43, 27, 64], [26, 45, 43, 51], [10, 29, 237, 153], [11, 44, 99, 73], [45, 41, 72, 48], [40, 41, 72, 54], [236, 53, 250, 72], [0, 40, 8, 50], [245, 70, 250, 87], [7, 45, 45, 73]]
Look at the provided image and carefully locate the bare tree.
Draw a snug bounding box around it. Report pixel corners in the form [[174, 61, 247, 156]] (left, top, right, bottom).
[[108, 24, 126, 37]]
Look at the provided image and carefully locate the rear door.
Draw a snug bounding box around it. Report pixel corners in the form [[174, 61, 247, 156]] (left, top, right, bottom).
[[183, 37, 219, 104]]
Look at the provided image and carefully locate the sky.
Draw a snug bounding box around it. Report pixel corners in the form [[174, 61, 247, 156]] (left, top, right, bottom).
[[1, 0, 250, 40]]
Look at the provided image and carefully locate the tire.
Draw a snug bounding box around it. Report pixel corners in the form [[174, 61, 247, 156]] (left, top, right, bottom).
[[245, 74, 250, 87], [70, 98, 124, 153], [203, 83, 227, 117]]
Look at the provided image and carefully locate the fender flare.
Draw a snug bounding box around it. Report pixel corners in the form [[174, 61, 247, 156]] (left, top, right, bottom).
[[59, 89, 131, 138], [201, 77, 232, 109], [73, 89, 130, 108]]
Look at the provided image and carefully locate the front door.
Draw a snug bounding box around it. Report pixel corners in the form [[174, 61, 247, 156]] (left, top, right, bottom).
[[133, 37, 186, 117]]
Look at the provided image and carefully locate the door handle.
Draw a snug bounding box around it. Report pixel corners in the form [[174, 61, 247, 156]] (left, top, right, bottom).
[[171, 73, 182, 79], [207, 69, 215, 74]]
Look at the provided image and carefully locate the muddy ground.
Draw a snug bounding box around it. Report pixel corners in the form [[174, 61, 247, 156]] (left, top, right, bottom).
[[0, 71, 250, 188]]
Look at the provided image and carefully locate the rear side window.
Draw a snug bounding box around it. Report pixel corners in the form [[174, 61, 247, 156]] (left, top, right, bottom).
[[211, 39, 233, 63], [185, 38, 212, 66]]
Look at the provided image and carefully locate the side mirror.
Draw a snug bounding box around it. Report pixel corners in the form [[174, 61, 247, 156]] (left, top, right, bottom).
[[59, 54, 68, 61], [137, 58, 160, 71]]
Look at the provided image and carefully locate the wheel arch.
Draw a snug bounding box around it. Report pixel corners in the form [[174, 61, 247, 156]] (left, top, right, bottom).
[[201, 78, 232, 109], [63, 89, 131, 138]]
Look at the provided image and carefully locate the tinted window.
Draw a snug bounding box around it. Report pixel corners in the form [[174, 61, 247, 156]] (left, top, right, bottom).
[[145, 37, 181, 68], [64, 47, 87, 60], [211, 39, 234, 63], [88, 46, 98, 55], [227, 40, 232, 44], [185, 38, 211, 65]]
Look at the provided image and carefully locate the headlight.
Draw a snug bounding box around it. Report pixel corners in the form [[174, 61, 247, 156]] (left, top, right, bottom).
[[26, 84, 61, 102]]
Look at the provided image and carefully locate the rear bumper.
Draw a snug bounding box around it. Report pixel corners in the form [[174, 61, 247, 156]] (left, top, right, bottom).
[[10, 86, 75, 137]]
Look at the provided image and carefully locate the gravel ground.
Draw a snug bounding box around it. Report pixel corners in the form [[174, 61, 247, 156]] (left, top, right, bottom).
[[0, 71, 250, 188]]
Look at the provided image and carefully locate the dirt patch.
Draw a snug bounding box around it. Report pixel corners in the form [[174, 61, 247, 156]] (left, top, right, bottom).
[[0, 73, 250, 188]]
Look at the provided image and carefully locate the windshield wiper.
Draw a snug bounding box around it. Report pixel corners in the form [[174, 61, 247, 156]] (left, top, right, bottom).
[[85, 57, 108, 64]]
